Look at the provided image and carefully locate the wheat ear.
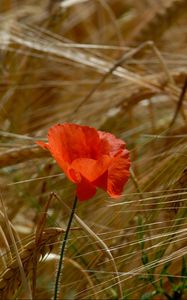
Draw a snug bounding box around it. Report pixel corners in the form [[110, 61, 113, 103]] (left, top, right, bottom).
[[0, 227, 63, 300], [128, 0, 187, 44]]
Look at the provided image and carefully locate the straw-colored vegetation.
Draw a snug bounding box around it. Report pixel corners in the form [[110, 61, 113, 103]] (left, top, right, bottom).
[[0, 0, 187, 299]]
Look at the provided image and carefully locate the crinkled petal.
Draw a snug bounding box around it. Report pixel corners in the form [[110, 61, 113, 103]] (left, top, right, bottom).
[[107, 152, 130, 198], [70, 155, 111, 182], [98, 131, 126, 157], [47, 123, 100, 164], [68, 167, 81, 183], [76, 177, 96, 201]]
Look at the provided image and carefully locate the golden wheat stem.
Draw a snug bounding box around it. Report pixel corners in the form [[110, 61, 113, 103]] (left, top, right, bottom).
[[0, 192, 32, 299]]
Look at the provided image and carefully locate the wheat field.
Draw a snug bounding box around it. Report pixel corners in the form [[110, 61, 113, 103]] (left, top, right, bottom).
[[0, 0, 187, 299]]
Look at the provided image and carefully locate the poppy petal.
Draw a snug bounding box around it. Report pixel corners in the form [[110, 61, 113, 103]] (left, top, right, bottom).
[[76, 177, 96, 201], [70, 155, 111, 182], [37, 134, 69, 176], [93, 170, 108, 191], [98, 131, 126, 157], [48, 123, 100, 164], [68, 167, 81, 183], [107, 152, 130, 198]]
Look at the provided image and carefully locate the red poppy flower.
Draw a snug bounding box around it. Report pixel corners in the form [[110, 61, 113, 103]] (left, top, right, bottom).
[[37, 123, 130, 201]]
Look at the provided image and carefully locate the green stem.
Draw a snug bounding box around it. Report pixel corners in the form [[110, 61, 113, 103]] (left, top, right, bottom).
[[53, 195, 78, 300]]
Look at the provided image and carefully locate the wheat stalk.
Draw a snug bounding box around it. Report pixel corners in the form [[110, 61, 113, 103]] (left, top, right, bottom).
[[0, 227, 63, 300]]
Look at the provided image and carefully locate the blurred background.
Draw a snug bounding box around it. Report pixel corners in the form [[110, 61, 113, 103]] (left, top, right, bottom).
[[0, 0, 187, 299]]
